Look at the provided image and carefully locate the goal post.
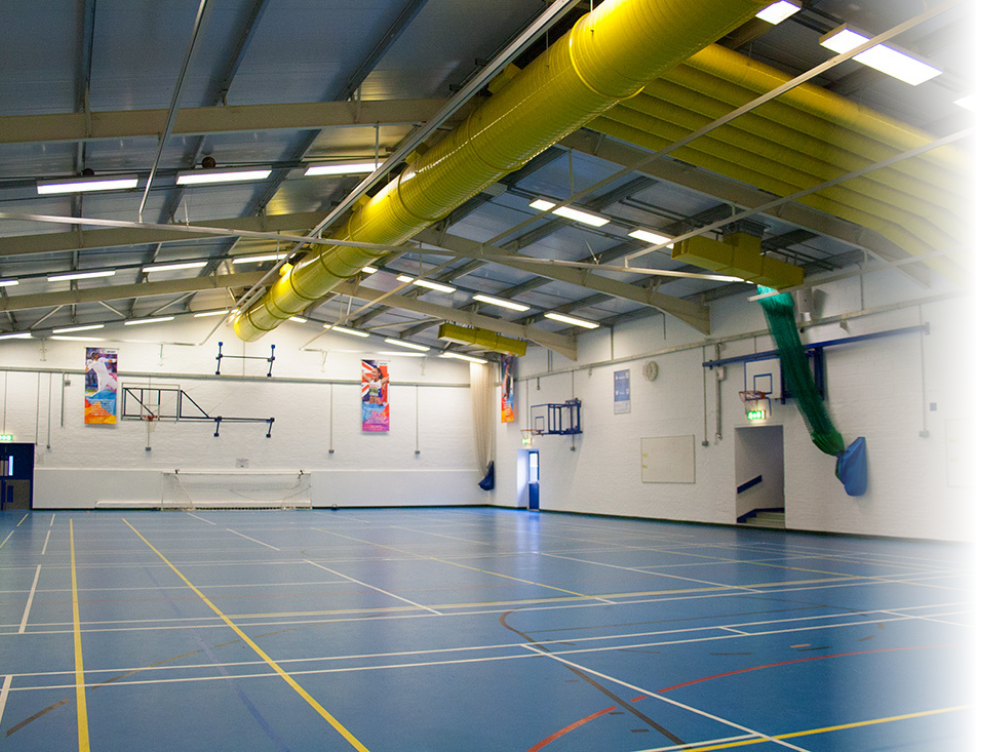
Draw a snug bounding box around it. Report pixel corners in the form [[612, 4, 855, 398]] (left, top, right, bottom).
[[159, 471, 312, 510]]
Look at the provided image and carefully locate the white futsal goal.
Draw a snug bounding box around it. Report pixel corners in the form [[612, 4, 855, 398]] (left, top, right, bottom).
[[159, 471, 312, 510]]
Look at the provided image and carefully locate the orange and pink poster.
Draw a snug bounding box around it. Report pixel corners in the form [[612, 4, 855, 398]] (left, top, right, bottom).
[[85, 347, 118, 425], [362, 359, 389, 432], [501, 354, 515, 423]]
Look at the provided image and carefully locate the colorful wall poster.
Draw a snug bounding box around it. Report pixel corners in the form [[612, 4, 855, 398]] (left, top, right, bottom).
[[361, 359, 390, 432], [613, 368, 631, 415], [501, 354, 516, 424], [85, 347, 119, 424]]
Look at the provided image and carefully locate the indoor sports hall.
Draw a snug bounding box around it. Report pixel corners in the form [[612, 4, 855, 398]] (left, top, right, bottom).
[[0, 0, 979, 750]]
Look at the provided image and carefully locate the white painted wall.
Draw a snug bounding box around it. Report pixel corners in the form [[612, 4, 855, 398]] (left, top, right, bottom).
[[0, 318, 481, 508], [493, 269, 973, 542]]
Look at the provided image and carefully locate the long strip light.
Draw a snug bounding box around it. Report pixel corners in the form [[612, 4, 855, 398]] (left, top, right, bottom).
[[47, 270, 116, 282], [142, 261, 207, 273], [232, 253, 283, 264], [628, 229, 673, 245], [324, 324, 370, 338], [288, 316, 307, 323], [396, 275, 457, 293], [0, 332, 32, 341], [472, 294, 530, 312], [51, 336, 106, 342], [755, 0, 801, 24], [176, 168, 272, 185], [305, 162, 378, 177], [441, 352, 488, 364], [0, 279, 18, 288], [53, 324, 105, 334], [819, 25, 942, 85], [377, 351, 426, 358], [37, 175, 139, 195], [361, 266, 379, 274], [384, 338, 430, 352], [193, 309, 230, 318], [124, 316, 175, 326], [529, 199, 610, 228], [544, 311, 600, 329], [955, 95, 974, 111]]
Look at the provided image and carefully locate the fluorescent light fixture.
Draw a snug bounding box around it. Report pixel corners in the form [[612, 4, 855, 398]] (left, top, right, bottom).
[[37, 174, 139, 195], [955, 95, 974, 111], [288, 316, 307, 323], [176, 167, 272, 185], [396, 275, 456, 293], [377, 351, 426, 358], [193, 309, 230, 318], [628, 229, 673, 245], [53, 324, 105, 334], [472, 294, 530, 312], [305, 161, 378, 177], [530, 199, 610, 227], [384, 338, 430, 352], [755, 0, 801, 24], [544, 311, 600, 329], [324, 324, 370, 338], [51, 336, 106, 342], [232, 253, 283, 264], [142, 261, 207, 273], [47, 270, 116, 282], [441, 352, 488, 364], [124, 316, 175, 326], [0, 332, 32, 341], [0, 279, 18, 288], [361, 266, 378, 274], [820, 25, 942, 85]]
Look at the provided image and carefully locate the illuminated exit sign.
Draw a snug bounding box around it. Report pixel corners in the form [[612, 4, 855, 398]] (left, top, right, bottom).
[[0, 434, 13, 441], [746, 410, 766, 420]]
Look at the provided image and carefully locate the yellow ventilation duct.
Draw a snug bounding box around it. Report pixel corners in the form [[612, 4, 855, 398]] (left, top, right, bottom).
[[672, 231, 803, 288], [234, 0, 770, 342], [437, 323, 528, 357]]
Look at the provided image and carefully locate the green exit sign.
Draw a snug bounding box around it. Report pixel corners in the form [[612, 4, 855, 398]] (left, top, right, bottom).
[[746, 410, 765, 420], [0, 434, 13, 441]]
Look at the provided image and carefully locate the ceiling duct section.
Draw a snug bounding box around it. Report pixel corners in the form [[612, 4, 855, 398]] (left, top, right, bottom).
[[591, 43, 968, 282], [233, 0, 770, 343], [437, 323, 528, 357], [672, 231, 803, 288]]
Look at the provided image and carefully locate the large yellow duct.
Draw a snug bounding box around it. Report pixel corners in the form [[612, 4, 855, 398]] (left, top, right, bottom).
[[234, 0, 770, 342], [437, 323, 528, 357]]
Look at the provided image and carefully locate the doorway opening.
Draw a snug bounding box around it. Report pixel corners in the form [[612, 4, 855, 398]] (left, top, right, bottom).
[[734, 426, 784, 528], [1, 442, 35, 510], [515, 448, 540, 510]]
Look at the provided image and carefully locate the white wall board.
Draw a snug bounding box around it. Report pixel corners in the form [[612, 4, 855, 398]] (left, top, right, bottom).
[[641, 435, 695, 483]]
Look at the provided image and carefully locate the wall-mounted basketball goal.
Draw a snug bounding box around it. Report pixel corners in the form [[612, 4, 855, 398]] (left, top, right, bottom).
[[529, 398, 582, 436]]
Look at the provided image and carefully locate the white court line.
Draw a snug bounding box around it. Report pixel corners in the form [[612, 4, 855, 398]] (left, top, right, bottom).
[[881, 608, 968, 627], [187, 513, 216, 526], [522, 644, 811, 752], [18, 565, 41, 633], [49, 514, 55, 526], [16, 514, 28, 527], [0, 675, 11, 729], [633, 734, 757, 752], [41, 530, 50, 556], [305, 560, 443, 616], [0, 532, 13, 551], [224, 529, 279, 551]]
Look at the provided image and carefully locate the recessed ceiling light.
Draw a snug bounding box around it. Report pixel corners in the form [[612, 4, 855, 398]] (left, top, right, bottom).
[[47, 270, 116, 282], [0, 279, 18, 288], [361, 266, 378, 274], [37, 175, 139, 195], [142, 261, 208, 273], [628, 229, 673, 245], [305, 162, 378, 177], [544, 311, 600, 329], [53, 324, 105, 334], [176, 168, 272, 185], [124, 316, 175, 326], [396, 275, 456, 293], [755, 0, 801, 24], [324, 325, 370, 338], [441, 352, 488, 364], [820, 25, 942, 85], [384, 338, 430, 352], [0, 332, 32, 341], [529, 199, 610, 228], [472, 294, 530, 312], [232, 253, 283, 264], [193, 309, 230, 318]]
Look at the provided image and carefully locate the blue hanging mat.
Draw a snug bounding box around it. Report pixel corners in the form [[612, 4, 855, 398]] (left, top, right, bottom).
[[835, 437, 868, 496], [478, 461, 495, 491]]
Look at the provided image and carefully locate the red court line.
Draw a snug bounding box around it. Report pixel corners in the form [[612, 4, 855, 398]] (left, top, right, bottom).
[[529, 643, 952, 751]]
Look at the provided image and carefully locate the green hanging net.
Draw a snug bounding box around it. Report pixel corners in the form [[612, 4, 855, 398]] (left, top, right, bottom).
[[757, 287, 844, 456]]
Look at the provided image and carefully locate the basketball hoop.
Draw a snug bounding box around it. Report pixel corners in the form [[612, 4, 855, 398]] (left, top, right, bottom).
[[739, 390, 770, 421], [520, 428, 542, 446], [141, 412, 159, 433]]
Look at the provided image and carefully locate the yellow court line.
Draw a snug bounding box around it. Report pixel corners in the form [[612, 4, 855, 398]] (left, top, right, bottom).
[[70, 520, 91, 751], [676, 705, 970, 751], [314, 528, 598, 600], [122, 519, 370, 752]]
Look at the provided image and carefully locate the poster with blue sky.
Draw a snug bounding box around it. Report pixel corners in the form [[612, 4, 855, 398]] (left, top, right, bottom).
[[85, 347, 118, 424]]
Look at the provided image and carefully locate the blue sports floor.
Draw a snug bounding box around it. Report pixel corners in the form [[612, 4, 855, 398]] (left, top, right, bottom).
[[0, 507, 971, 751]]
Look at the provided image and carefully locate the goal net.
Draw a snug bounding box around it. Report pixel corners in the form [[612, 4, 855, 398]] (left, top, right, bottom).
[[160, 471, 312, 510]]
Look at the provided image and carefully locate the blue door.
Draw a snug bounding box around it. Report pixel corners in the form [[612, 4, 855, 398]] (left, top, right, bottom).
[[527, 450, 540, 510], [0, 442, 34, 510]]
